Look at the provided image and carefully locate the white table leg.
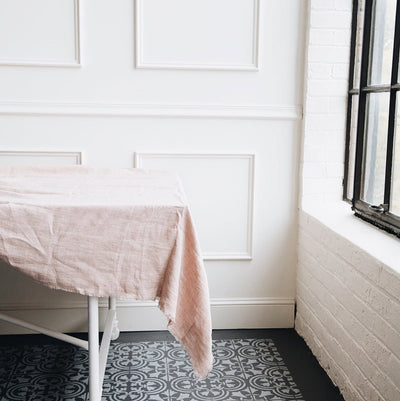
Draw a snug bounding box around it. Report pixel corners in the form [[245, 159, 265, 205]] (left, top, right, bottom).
[[109, 297, 120, 340], [88, 296, 101, 401]]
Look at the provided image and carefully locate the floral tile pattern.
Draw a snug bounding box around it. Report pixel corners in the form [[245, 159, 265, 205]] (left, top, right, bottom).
[[0, 339, 304, 401]]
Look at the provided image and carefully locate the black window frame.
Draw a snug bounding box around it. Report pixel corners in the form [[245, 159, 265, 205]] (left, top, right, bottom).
[[344, 0, 400, 238]]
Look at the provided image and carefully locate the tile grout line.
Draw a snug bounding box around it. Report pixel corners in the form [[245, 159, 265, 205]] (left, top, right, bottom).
[[231, 339, 257, 401], [164, 340, 171, 401]]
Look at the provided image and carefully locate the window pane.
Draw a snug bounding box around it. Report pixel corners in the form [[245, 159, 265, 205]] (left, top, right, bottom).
[[353, 0, 366, 88], [368, 0, 397, 85], [398, 48, 400, 83], [361, 92, 390, 205], [347, 95, 359, 199], [391, 93, 400, 215]]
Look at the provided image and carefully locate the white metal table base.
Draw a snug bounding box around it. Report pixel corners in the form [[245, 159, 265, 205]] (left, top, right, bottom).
[[0, 296, 119, 401]]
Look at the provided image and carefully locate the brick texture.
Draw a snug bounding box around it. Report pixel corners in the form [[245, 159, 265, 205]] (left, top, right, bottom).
[[300, 0, 351, 204], [297, 1, 400, 400], [296, 211, 400, 401]]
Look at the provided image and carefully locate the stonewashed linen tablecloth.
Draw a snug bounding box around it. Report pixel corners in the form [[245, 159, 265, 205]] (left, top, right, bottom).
[[0, 166, 213, 378]]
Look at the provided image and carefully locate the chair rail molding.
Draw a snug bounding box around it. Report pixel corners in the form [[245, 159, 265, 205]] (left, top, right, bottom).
[[0, 101, 302, 120]]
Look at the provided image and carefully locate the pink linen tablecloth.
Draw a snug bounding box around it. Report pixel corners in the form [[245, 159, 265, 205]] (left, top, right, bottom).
[[0, 165, 213, 378]]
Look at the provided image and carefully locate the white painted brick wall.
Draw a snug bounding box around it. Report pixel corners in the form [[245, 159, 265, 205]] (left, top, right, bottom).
[[301, 0, 351, 205], [298, 1, 400, 400], [296, 211, 400, 401]]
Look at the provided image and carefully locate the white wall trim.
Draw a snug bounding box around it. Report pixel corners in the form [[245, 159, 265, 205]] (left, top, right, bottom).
[[0, 297, 295, 311], [210, 297, 295, 306], [0, 150, 83, 164], [199, 252, 252, 261], [135, 0, 260, 71], [0, 0, 81, 68], [135, 152, 255, 260], [0, 101, 301, 120], [0, 297, 295, 333]]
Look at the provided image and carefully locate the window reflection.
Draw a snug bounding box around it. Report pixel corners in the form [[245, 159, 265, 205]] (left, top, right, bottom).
[[368, 0, 396, 85], [391, 94, 400, 215], [361, 92, 389, 205], [353, 0, 365, 88]]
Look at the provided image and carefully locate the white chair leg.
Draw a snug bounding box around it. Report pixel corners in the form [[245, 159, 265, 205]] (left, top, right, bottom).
[[88, 296, 101, 401]]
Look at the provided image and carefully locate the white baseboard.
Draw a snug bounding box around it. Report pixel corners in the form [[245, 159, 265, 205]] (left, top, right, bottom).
[[0, 297, 295, 334]]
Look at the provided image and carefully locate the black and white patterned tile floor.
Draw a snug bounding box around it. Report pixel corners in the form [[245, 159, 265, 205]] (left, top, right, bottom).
[[0, 338, 304, 401]]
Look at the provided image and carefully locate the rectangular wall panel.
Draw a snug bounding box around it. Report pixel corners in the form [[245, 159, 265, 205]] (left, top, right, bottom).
[[0, 151, 82, 166], [0, 0, 80, 67], [135, 153, 254, 260], [135, 0, 259, 70]]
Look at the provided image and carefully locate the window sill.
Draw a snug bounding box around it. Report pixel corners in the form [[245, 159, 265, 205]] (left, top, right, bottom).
[[301, 200, 400, 275]]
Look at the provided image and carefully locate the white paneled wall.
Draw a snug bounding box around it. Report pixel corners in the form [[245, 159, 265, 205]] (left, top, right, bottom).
[[0, 0, 306, 333], [135, 0, 259, 70], [135, 153, 254, 260], [0, 0, 80, 67]]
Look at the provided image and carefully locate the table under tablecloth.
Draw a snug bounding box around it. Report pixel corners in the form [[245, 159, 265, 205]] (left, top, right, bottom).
[[0, 165, 213, 379]]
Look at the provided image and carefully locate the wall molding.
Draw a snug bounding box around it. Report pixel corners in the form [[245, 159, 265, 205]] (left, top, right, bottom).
[[0, 101, 302, 120], [0, 297, 295, 333], [0, 297, 295, 311], [135, 0, 260, 71], [0, 0, 81, 68], [0, 150, 83, 164], [135, 152, 254, 260], [210, 297, 295, 307]]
